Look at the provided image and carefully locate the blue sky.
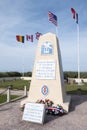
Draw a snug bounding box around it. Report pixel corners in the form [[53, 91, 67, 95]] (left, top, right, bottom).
[[0, 0, 87, 72]]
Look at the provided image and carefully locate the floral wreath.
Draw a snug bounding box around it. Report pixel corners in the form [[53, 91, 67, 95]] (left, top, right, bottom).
[[36, 99, 53, 107], [20, 98, 66, 115]]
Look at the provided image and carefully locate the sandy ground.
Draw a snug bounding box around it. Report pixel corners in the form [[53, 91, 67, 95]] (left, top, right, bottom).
[[0, 95, 87, 130]]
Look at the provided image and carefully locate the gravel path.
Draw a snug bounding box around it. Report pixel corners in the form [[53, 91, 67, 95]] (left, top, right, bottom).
[[0, 95, 87, 130]]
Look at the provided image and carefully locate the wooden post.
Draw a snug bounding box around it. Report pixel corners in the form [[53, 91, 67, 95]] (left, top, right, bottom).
[[24, 86, 27, 96], [7, 88, 10, 102]]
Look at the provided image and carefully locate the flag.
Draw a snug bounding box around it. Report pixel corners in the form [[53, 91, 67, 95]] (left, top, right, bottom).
[[26, 35, 31, 41], [48, 11, 57, 26], [31, 35, 33, 42], [26, 35, 33, 42], [71, 8, 76, 19], [16, 35, 24, 43], [71, 8, 78, 24], [35, 32, 42, 40], [76, 13, 78, 24]]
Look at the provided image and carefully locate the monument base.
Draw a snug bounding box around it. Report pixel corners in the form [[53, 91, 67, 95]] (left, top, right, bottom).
[[61, 95, 71, 112], [21, 95, 71, 113]]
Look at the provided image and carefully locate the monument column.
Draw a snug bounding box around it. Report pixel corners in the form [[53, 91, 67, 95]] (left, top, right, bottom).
[[21, 32, 71, 112]]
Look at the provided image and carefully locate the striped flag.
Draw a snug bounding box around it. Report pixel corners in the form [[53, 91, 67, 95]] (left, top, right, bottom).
[[48, 11, 57, 26], [16, 35, 24, 43], [71, 8, 78, 24]]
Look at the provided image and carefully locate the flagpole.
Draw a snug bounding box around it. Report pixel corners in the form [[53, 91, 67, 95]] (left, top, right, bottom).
[[77, 23, 80, 85], [22, 43, 25, 77], [71, 8, 81, 85], [22, 55, 24, 77], [56, 26, 58, 37]]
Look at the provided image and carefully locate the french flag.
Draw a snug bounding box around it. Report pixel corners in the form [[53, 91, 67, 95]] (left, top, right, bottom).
[[71, 8, 78, 24]]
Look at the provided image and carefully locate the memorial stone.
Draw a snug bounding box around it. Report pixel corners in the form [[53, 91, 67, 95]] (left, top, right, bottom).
[[21, 32, 71, 112]]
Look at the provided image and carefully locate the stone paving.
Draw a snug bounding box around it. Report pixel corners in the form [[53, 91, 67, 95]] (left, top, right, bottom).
[[0, 95, 87, 130]]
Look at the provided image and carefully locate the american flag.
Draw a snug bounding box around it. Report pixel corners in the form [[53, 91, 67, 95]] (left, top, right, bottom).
[[48, 11, 57, 26]]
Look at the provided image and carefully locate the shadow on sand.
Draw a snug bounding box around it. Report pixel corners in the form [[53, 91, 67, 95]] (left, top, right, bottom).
[[45, 94, 87, 123], [69, 95, 87, 112]]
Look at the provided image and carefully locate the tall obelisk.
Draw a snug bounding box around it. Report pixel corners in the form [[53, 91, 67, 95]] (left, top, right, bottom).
[[21, 32, 71, 112]]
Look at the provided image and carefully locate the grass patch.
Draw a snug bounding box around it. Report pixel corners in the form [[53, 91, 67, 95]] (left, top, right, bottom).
[[66, 83, 87, 95], [0, 79, 30, 90], [0, 79, 87, 95], [0, 94, 19, 104]]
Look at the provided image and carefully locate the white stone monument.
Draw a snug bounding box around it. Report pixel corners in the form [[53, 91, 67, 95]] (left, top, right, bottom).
[[21, 32, 71, 112]]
